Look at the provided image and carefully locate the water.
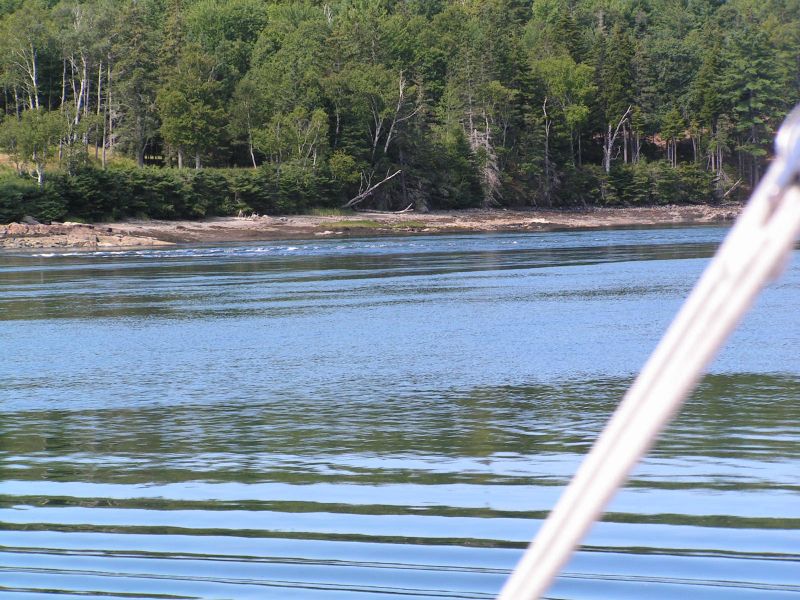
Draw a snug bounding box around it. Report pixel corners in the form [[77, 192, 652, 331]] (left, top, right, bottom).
[[0, 227, 798, 599]]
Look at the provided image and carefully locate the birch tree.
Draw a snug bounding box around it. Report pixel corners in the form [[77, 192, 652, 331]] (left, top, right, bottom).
[[0, 0, 54, 111]]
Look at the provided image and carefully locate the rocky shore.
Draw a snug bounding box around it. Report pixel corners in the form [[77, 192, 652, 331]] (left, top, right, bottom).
[[0, 221, 174, 250], [0, 204, 742, 251]]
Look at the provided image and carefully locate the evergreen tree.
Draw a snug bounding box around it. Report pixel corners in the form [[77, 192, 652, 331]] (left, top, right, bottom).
[[596, 22, 635, 172], [0, 0, 796, 211], [112, 0, 161, 167]]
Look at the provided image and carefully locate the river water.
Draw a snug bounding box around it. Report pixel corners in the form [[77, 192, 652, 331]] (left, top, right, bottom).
[[0, 227, 798, 599]]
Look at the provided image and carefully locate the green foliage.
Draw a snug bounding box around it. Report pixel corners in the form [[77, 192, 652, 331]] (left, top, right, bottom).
[[112, 0, 162, 167], [594, 161, 714, 206], [661, 108, 685, 142], [0, 172, 65, 221], [0, 109, 65, 183], [327, 219, 383, 229], [50, 168, 121, 221], [184, 0, 266, 80], [252, 107, 328, 169], [328, 151, 360, 184], [307, 207, 354, 217], [157, 43, 227, 166], [425, 122, 483, 209], [40, 167, 242, 222], [0, 0, 795, 212], [598, 24, 635, 125]]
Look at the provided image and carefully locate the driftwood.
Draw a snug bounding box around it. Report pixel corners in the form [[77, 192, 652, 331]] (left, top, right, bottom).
[[343, 169, 402, 208], [355, 203, 414, 214], [723, 178, 743, 199]]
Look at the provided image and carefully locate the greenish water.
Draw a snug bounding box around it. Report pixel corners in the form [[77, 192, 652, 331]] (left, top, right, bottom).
[[0, 228, 798, 599]]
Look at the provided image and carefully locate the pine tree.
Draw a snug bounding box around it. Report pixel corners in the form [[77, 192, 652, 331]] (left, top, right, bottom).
[[112, 0, 162, 167]]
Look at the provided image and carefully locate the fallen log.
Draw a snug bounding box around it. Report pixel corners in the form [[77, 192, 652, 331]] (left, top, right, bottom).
[[355, 203, 414, 214], [343, 170, 402, 208]]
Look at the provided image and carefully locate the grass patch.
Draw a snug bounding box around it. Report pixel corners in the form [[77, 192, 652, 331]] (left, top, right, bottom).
[[327, 219, 384, 229], [325, 219, 429, 230], [308, 207, 355, 217], [391, 220, 427, 228]]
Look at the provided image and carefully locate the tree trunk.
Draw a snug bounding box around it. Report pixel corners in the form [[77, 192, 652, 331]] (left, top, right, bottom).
[[343, 169, 402, 208], [623, 128, 628, 164], [399, 146, 409, 207], [59, 59, 67, 162], [83, 58, 90, 148], [83, 58, 90, 119], [737, 140, 743, 182], [33, 149, 44, 186], [543, 98, 552, 206], [30, 44, 39, 109], [333, 104, 340, 150], [569, 129, 575, 167], [603, 124, 612, 173], [13, 86, 20, 118], [603, 106, 633, 174], [95, 61, 103, 159], [246, 112, 257, 168], [107, 60, 113, 158]]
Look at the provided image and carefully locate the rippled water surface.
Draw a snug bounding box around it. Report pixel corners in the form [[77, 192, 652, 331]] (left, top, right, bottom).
[[1, 227, 798, 599]]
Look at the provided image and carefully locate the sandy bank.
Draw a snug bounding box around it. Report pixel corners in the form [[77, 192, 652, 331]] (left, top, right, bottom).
[[1, 204, 742, 251]]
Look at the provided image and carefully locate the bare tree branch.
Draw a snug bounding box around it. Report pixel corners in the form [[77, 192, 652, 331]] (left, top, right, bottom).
[[723, 179, 743, 199], [343, 169, 402, 208]]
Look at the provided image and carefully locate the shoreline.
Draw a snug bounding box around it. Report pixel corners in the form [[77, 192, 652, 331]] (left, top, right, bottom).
[[0, 204, 742, 251]]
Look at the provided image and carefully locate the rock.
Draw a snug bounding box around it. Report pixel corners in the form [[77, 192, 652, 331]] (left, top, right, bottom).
[[6, 223, 29, 236], [22, 215, 40, 225]]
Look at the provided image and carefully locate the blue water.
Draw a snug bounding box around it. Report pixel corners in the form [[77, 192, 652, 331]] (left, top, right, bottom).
[[0, 227, 798, 599]]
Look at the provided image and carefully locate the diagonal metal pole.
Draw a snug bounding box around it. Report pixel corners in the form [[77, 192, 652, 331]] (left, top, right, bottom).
[[499, 104, 800, 600]]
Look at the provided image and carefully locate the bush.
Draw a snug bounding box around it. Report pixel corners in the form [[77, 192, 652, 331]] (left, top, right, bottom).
[[550, 165, 600, 207], [0, 173, 66, 223], [674, 163, 714, 204], [184, 170, 232, 217], [53, 168, 123, 221], [0, 174, 33, 222], [224, 168, 274, 214], [0, 159, 719, 226], [588, 161, 715, 207], [56, 167, 251, 221]]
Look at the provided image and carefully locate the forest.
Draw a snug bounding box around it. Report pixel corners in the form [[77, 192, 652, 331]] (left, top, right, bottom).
[[0, 0, 798, 222]]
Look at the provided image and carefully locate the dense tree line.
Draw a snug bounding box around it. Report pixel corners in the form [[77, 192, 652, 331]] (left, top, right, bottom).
[[0, 0, 798, 219]]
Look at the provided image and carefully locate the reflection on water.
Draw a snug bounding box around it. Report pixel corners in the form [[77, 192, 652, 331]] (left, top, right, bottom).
[[0, 228, 798, 599]]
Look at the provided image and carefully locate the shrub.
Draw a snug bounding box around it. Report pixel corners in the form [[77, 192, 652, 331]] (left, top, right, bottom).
[[0, 173, 66, 223]]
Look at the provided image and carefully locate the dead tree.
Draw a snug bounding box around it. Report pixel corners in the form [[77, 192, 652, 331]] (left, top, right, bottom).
[[603, 105, 633, 173]]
